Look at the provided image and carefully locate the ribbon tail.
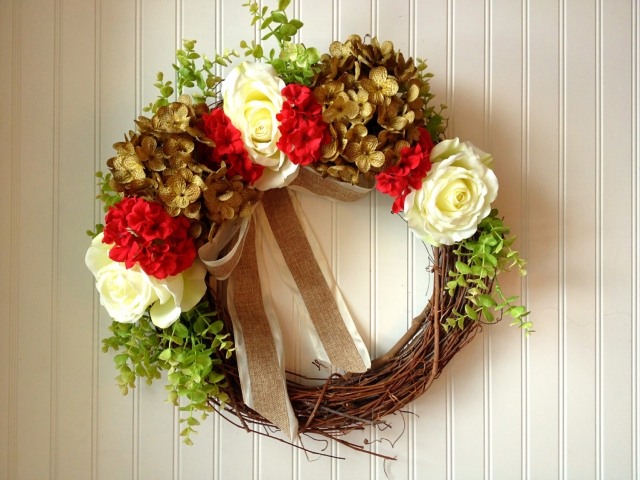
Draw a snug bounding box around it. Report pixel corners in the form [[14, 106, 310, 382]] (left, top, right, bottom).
[[227, 219, 298, 439], [261, 188, 371, 373]]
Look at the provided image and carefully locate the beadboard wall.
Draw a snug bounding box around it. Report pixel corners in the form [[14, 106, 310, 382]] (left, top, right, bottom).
[[1, 0, 638, 479]]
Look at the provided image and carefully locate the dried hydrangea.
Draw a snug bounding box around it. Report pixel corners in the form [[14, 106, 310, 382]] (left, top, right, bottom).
[[310, 35, 441, 185]]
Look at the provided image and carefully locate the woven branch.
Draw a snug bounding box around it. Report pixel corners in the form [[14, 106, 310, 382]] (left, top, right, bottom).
[[209, 244, 489, 458]]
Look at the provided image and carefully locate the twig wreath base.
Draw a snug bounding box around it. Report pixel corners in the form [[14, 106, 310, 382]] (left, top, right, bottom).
[[88, 2, 530, 459], [209, 244, 487, 459]]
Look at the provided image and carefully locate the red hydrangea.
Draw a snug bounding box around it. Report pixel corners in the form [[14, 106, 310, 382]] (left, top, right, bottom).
[[202, 108, 265, 185], [103, 197, 196, 279], [276, 84, 331, 166], [376, 128, 435, 213]]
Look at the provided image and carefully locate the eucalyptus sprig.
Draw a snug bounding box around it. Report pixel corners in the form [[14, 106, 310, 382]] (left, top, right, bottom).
[[102, 300, 234, 445], [86, 171, 121, 237], [144, 40, 239, 112], [416, 58, 448, 140], [241, 0, 320, 85], [444, 210, 532, 334]]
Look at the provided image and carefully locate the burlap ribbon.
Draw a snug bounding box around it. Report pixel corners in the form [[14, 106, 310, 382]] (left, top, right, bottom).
[[198, 167, 372, 438]]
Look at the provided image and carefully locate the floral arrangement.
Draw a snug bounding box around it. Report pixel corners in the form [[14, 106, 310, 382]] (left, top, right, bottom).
[[86, 0, 529, 452]]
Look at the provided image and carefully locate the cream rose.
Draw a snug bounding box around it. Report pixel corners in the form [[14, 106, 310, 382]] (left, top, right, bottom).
[[222, 61, 298, 190], [403, 139, 499, 246], [430, 137, 494, 168], [85, 233, 207, 327]]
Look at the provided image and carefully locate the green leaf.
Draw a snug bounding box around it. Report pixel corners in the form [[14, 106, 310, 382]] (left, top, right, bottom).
[[261, 17, 273, 30], [477, 294, 497, 308], [158, 348, 172, 362], [509, 306, 528, 318], [455, 261, 471, 274], [114, 353, 129, 367], [159, 85, 174, 98], [464, 305, 478, 321], [278, 23, 297, 37], [271, 11, 288, 23], [481, 306, 495, 323], [289, 19, 303, 28], [173, 322, 189, 339]]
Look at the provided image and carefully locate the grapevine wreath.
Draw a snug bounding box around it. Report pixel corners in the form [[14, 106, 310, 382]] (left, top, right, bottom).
[[86, 1, 529, 460]]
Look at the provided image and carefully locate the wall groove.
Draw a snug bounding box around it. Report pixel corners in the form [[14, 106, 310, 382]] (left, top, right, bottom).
[[632, 0, 639, 478], [133, 2, 142, 479], [559, 0, 567, 477], [483, 1, 492, 479], [520, 0, 530, 478], [8, 0, 21, 477], [91, 0, 101, 477], [594, 0, 603, 478], [50, 0, 62, 477]]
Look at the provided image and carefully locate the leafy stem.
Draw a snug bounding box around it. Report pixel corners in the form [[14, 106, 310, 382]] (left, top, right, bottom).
[[102, 300, 234, 444], [444, 210, 532, 334], [241, 0, 320, 85]]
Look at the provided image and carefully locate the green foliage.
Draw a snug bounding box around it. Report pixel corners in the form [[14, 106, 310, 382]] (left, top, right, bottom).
[[144, 40, 240, 112], [416, 58, 448, 141], [102, 300, 234, 444], [241, 1, 320, 85], [444, 210, 532, 334], [87, 171, 121, 237], [144, 71, 175, 113]]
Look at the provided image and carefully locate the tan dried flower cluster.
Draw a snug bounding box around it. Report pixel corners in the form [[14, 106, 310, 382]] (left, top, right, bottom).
[[311, 35, 431, 185], [107, 96, 260, 239], [202, 164, 262, 228]]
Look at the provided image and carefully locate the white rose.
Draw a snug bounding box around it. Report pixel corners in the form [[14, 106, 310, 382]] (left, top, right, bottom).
[[430, 137, 494, 168], [403, 139, 498, 246], [147, 260, 207, 328], [222, 61, 298, 190], [85, 233, 207, 327]]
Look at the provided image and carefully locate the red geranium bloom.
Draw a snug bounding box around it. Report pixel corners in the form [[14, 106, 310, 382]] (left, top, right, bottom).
[[103, 197, 196, 279], [376, 127, 434, 213], [202, 108, 265, 185], [277, 84, 331, 166]]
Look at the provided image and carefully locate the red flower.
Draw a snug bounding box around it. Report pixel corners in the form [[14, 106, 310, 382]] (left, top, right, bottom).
[[376, 128, 434, 213], [277, 84, 331, 166], [103, 197, 196, 279], [202, 108, 265, 185]]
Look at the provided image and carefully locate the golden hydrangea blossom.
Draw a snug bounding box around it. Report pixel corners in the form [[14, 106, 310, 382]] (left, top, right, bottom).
[[203, 165, 262, 228], [360, 67, 398, 106], [343, 135, 385, 173], [310, 35, 439, 185], [152, 102, 191, 133], [108, 133, 147, 187], [158, 168, 206, 218], [108, 98, 214, 224]]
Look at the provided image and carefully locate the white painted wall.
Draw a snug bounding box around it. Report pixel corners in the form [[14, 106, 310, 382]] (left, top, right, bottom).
[[1, 0, 638, 479]]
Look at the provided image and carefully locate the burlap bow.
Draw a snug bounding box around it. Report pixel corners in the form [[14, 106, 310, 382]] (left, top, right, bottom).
[[198, 167, 373, 438]]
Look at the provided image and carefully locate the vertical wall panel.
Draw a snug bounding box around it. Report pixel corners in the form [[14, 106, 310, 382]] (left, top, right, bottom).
[[488, 0, 529, 478], [136, 4, 179, 478], [412, 3, 450, 478], [97, 2, 137, 479], [56, 0, 98, 478], [2, 0, 640, 479], [15, 0, 56, 478], [564, 0, 598, 478], [634, 3, 640, 479], [448, 1, 488, 478], [527, 0, 562, 478], [600, 1, 634, 478]]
